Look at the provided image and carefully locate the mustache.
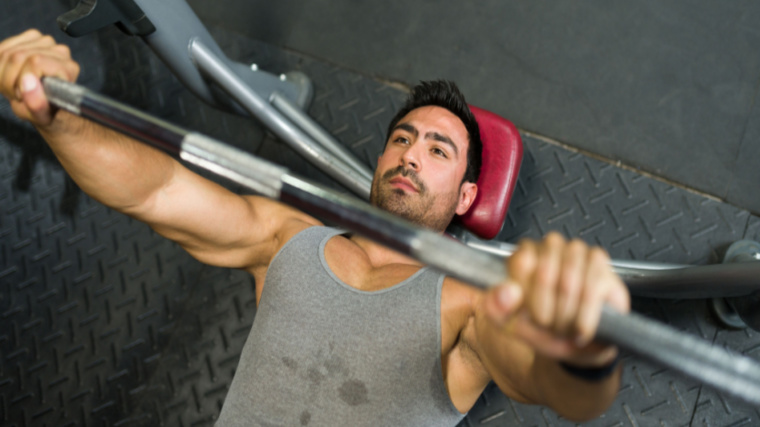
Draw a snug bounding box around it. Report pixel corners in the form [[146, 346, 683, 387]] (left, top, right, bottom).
[[381, 166, 426, 193]]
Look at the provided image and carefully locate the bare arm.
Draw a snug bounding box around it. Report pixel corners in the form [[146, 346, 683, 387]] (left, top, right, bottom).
[[0, 29, 319, 271], [468, 233, 630, 421]]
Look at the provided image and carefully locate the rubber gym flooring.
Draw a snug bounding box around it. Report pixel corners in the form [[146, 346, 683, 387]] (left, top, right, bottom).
[[1, 0, 760, 426]]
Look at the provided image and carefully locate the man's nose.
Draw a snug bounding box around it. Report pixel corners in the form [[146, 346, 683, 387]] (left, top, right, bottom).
[[400, 144, 421, 171]]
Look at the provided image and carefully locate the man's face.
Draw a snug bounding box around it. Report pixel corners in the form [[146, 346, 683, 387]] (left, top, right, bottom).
[[370, 106, 477, 232]]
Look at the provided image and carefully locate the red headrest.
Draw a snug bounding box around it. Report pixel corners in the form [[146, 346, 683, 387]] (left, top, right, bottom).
[[458, 106, 523, 239]]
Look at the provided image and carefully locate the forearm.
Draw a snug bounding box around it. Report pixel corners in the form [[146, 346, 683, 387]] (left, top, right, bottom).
[[38, 111, 175, 213], [532, 354, 621, 422], [473, 281, 623, 422]]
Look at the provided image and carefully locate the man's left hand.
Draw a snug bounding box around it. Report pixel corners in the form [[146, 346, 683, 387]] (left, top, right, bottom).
[[483, 232, 630, 368]]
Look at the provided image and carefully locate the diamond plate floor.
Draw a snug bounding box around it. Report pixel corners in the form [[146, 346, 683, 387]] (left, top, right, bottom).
[[1, 1, 760, 426]]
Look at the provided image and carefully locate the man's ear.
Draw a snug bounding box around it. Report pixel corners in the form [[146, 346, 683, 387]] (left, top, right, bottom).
[[455, 182, 478, 215]]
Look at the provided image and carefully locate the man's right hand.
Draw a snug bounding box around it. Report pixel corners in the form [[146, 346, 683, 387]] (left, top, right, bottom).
[[0, 29, 80, 129]]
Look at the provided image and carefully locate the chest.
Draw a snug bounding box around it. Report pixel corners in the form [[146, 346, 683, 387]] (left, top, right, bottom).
[[323, 237, 423, 292]]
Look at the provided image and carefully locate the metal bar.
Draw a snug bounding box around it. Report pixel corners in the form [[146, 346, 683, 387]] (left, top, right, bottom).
[[597, 305, 760, 399], [187, 38, 372, 199], [461, 233, 688, 271], [43, 77, 187, 155], [461, 232, 760, 298], [42, 77, 760, 406], [271, 92, 375, 183], [616, 263, 760, 298]]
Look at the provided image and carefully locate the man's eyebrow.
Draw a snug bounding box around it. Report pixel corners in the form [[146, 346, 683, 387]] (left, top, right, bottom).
[[392, 122, 418, 137], [392, 122, 460, 158], [425, 132, 459, 157]]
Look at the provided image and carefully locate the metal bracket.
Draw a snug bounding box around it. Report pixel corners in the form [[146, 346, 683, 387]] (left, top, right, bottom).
[[57, 0, 155, 37]]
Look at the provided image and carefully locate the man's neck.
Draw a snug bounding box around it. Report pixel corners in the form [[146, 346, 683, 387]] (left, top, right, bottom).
[[350, 234, 424, 269]]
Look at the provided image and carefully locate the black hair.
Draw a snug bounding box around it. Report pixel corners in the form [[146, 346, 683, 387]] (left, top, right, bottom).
[[385, 80, 482, 183]]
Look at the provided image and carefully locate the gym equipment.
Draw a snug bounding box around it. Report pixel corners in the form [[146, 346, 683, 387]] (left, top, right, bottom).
[[711, 240, 760, 329], [42, 76, 760, 406]]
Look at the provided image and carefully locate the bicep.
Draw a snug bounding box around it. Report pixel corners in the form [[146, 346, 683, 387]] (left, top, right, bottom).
[[128, 159, 320, 269]]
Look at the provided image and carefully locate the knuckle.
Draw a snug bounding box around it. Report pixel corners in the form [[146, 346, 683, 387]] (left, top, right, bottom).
[[590, 246, 609, 259], [516, 237, 536, 250], [533, 264, 555, 290], [589, 247, 610, 264], [41, 35, 55, 45], [545, 231, 565, 246], [509, 242, 536, 270], [28, 54, 42, 68], [9, 51, 26, 66], [26, 29, 42, 37], [558, 274, 578, 296], [567, 239, 587, 255], [55, 44, 71, 57]]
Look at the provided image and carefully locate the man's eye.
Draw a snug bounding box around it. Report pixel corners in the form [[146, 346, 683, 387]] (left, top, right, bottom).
[[394, 137, 409, 144], [432, 148, 447, 158]]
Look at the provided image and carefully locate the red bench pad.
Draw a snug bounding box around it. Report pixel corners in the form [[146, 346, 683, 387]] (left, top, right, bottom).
[[459, 106, 523, 240]]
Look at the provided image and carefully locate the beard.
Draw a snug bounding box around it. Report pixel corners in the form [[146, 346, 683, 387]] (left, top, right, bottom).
[[369, 166, 459, 232]]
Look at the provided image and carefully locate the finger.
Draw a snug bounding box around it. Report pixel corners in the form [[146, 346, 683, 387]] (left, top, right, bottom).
[[0, 29, 46, 52], [575, 247, 612, 346], [1, 52, 54, 100], [529, 232, 565, 328], [511, 312, 575, 360], [507, 238, 538, 285], [0, 45, 75, 100], [554, 239, 586, 335], [0, 31, 58, 87], [606, 280, 631, 315], [512, 311, 622, 366], [6, 50, 79, 120], [8, 74, 52, 125], [485, 282, 524, 326], [19, 73, 56, 125], [599, 259, 630, 315]]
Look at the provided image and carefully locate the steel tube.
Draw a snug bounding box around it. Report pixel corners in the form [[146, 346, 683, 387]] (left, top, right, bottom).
[[188, 39, 372, 199], [271, 92, 375, 184], [42, 77, 760, 406], [43, 76, 187, 155], [462, 233, 760, 298], [597, 305, 760, 404]]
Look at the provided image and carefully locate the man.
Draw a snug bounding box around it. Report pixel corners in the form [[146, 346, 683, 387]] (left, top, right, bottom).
[[0, 30, 630, 425]]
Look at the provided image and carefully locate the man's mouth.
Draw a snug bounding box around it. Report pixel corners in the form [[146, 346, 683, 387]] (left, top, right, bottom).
[[388, 176, 419, 193]]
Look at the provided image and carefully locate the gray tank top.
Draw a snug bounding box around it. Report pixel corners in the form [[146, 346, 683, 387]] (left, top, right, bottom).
[[216, 226, 465, 426]]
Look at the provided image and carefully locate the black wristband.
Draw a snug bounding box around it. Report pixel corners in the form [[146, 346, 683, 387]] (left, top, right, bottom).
[[559, 355, 620, 382]]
